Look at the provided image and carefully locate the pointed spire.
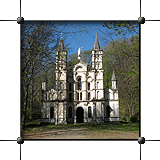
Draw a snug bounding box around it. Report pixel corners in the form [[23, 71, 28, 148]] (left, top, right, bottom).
[[57, 32, 66, 52], [92, 33, 103, 51], [111, 70, 117, 81], [61, 32, 62, 39]]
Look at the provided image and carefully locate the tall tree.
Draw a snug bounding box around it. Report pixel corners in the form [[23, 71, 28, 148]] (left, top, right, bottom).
[[103, 21, 139, 36], [21, 21, 91, 130], [81, 50, 92, 64], [103, 35, 139, 121]]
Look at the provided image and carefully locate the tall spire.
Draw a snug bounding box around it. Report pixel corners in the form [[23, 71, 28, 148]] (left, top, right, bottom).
[[111, 70, 117, 81], [57, 32, 66, 52], [96, 32, 97, 39], [92, 33, 103, 51], [61, 32, 62, 39], [111, 69, 117, 89]]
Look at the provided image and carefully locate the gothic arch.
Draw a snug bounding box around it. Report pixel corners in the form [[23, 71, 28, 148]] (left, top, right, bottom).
[[78, 78, 81, 90], [76, 75, 82, 81], [50, 107, 54, 118], [75, 66, 83, 71], [76, 107, 84, 123], [86, 76, 92, 81], [88, 107, 92, 118]]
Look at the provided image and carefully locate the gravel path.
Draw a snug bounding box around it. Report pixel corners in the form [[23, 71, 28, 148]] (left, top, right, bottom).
[[22, 128, 139, 139]]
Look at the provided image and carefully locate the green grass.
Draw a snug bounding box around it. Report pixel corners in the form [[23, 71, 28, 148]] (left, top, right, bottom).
[[23, 119, 139, 134], [78, 122, 139, 132]]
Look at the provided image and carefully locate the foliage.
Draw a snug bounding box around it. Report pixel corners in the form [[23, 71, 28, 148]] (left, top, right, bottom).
[[103, 35, 139, 121], [21, 21, 139, 132], [67, 50, 92, 71], [103, 21, 139, 36], [21, 21, 92, 131], [67, 53, 79, 71], [81, 50, 92, 64], [130, 115, 138, 122]]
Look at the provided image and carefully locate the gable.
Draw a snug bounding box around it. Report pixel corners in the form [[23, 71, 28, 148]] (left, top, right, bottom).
[[75, 65, 83, 72], [73, 60, 88, 72]]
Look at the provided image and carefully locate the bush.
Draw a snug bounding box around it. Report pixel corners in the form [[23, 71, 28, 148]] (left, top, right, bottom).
[[130, 115, 138, 122]]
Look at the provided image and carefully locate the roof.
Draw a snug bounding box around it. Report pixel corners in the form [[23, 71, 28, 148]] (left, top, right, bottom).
[[111, 70, 117, 81], [56, 33, 66, 52], [92, 34, 103, 51], [73, 60, 88, 72], [79, 60, 88, 66]]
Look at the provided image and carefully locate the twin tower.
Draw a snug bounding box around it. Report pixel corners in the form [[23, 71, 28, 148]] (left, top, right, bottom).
[[41, 34, 119, 124]]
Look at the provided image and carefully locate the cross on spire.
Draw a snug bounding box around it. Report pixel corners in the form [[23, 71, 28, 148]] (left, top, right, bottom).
[[92, 32, 103, 51], [57, 32, 66, 51]]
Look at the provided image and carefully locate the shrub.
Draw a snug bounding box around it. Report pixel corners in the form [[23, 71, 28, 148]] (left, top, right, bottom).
[[130, 115, 138, 122]]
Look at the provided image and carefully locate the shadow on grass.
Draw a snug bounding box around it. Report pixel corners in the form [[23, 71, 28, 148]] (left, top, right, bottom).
[[23, 120, 139, 133]]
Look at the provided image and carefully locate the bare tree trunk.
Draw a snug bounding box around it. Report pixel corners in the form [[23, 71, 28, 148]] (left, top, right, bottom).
[[23, 84, 29, 130]]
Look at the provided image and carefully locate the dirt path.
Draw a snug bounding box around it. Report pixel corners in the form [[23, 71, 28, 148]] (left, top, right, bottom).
[[22, 128, 139, 139]]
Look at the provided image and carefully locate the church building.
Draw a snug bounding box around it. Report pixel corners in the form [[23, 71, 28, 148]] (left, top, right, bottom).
[[41, 34, 119, 124]]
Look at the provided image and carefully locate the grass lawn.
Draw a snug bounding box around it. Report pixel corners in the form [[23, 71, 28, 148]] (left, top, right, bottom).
[[22, 120, 139, 139], [23, 120, 139, 133]]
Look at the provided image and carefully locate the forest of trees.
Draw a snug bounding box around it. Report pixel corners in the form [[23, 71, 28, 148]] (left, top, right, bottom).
[[103, 35, 139, 121], [21, 21, 139, 130]]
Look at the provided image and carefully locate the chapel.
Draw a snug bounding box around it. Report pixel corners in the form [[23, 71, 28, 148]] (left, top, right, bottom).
[[41, 34, 119, 124]]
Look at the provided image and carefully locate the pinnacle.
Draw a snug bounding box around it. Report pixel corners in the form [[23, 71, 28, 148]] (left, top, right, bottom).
[[57, 33, 66, 52], [92, 34, 103, 51], [111, 70, 117, 81]]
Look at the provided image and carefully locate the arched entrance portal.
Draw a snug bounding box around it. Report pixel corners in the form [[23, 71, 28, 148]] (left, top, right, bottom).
[[76, 107, 84, 123]]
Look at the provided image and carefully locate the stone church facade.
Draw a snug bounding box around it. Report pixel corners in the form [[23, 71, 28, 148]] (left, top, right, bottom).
[[41, 34, 119, 124]]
